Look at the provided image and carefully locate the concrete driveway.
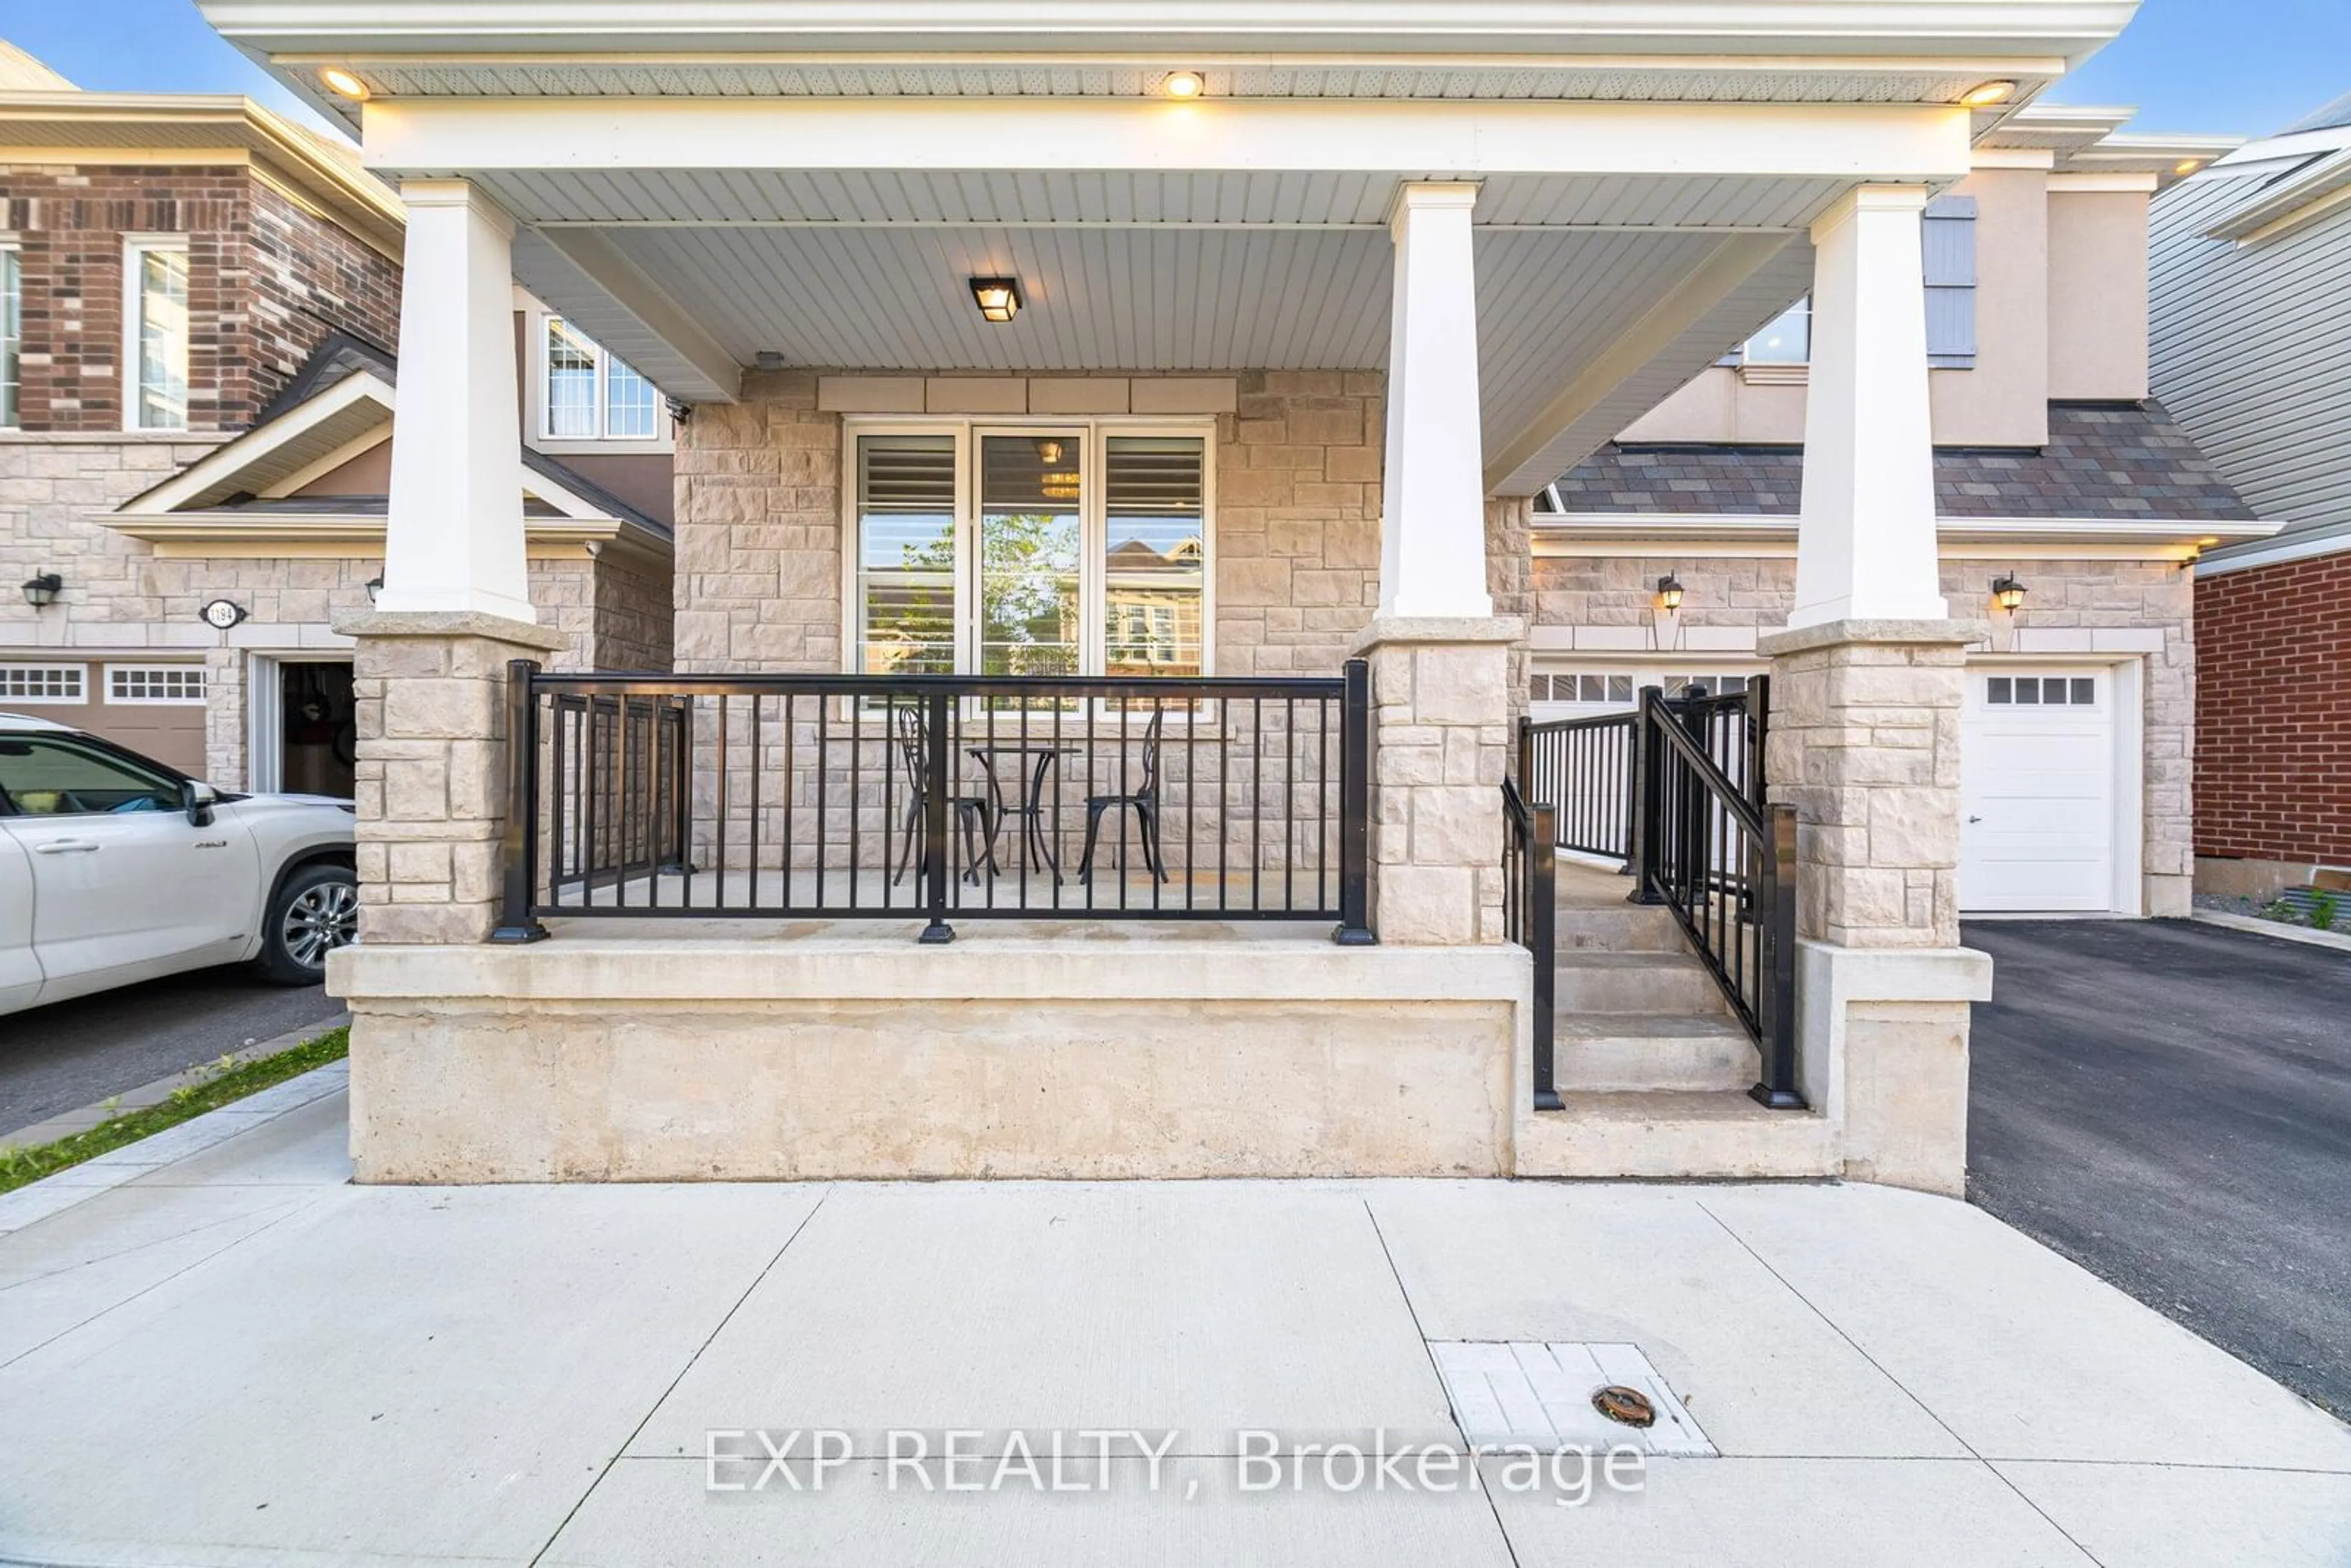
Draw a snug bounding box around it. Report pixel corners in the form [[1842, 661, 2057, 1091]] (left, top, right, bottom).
[[1965, 917, 2351, 1419]]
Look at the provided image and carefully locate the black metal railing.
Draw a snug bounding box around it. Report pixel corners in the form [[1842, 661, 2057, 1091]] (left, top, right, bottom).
[[1501, 777, 1561, 1111], [1519, 709, 1637, 860], [1511, 677, 1802, 1111], [1632, 685, 1802, 1108], [495, 661, 1374, 945]]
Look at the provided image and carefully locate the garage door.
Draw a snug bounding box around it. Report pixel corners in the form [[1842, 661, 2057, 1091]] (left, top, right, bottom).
[[0, 661, 210, 779], [1960, 669, 2115, 912]]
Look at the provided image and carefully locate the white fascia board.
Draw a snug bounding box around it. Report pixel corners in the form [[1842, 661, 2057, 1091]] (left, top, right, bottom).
[[199, 1, 2139, 61], [360, 96, 1972, 184], [113, 371, 394, 516], [2195, 522, 2351, 577], [1531, 512, 2278, 550]]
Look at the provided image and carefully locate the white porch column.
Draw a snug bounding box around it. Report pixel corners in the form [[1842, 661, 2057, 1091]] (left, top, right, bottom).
[[378, 179, 533, 623], [1790, 186, 1946, 628], [1379, 182, 1492, 620]]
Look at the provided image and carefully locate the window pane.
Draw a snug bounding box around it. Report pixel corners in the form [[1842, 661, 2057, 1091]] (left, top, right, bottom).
[[1744, 297, 1810, 365], [606, 352, 659, 438], [1, 248, 18, 428], [1987, 677, 2011, 705], [1529, 675, 1550, 702], [1607, 675, 1633, 703], [1103, 435, 1205, 678], [978, 435, 1082, 678], [0, 737, 178, 817], [2071, 678, 2096, 706], [855, 435, 958, 676], [544, 317, 598, 438], [135, 247, 190, 430], [2015, 678, 2040, 705]]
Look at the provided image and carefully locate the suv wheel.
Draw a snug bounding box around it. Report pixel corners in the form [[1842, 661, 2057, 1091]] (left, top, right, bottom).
[[258, 863, 358, 985]]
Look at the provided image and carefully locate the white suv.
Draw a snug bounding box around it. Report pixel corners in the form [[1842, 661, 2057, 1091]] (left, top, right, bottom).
[[0, 713, 358, 1016]]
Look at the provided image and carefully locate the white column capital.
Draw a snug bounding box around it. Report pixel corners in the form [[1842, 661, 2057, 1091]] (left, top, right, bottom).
[[1806, 182, 1935, 241], [1388, 181, 1483, 231], [394, 177, 519, 236]]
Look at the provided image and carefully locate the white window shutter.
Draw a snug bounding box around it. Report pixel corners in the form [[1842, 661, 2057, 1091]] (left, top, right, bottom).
[[1922, 194, 1978, 369]]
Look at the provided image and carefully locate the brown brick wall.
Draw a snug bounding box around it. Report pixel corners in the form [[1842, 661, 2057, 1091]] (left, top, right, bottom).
[[2194, 553, 2351, 866], [0, 163, 400, 433]]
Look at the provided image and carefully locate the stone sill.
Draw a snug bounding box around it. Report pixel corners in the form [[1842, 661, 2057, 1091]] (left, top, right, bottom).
[[332, 924, 1530, 1005]]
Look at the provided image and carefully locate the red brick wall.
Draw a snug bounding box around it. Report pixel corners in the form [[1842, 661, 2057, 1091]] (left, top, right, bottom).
[[0, 163, 400, 433], [2194, 551, 2351, 866]]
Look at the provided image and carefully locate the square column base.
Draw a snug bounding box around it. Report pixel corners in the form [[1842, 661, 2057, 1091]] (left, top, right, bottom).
[[1352, 615, 1524, 945], [334, 609, 568, 947]]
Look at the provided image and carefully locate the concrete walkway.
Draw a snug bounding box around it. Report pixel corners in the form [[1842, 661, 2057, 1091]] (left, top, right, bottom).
[[0, 1084, 2345, 1567]]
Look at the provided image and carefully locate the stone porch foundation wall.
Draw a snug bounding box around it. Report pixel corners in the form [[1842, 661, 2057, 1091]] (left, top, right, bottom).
[[1531, 550, 2194, 915], [331, 936, 1525, 1181]]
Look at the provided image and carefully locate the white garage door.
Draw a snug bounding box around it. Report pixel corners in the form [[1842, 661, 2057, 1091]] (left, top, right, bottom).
[[1960, 669, 2115, 912]]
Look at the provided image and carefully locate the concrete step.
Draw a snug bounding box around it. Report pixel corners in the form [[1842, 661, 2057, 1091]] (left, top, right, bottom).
[[1554, 1015, 1756, 1092], [1516, 1090, 1835, 1179], [1551, 950, 1728, 1016], [1553, 899, 1685, 954]]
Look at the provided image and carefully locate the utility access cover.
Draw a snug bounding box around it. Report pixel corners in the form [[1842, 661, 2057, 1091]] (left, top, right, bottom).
[[1428, 1341, 1715, 1457]]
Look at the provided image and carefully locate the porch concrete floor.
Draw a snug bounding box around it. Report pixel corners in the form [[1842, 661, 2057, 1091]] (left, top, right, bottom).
[[1, 1084, 2346, 1567]]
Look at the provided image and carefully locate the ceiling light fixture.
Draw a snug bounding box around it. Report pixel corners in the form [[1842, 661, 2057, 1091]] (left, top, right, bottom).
[[969, 276, 1022, 324], [2173, 159, 2203, 176], [1959, 79, 2018, 108], [321, 67, 371, 102], [1990, 573, 2028, 613], [1655, 574, 1685, 612], [1161, 70, 1205, 100]]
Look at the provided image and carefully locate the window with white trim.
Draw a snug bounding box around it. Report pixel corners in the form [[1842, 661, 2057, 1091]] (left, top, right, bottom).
[[1742, 299, 1810, 365], [1985, 675, 2098, 708], [1, 242, 20, 429], [852, 422, 1210, 680], [1722, 197, 1976, 369], [124, 236, 191, 431], [541, 315, 662, 441], [0, 664, 86, 704], [1531, 668, 1758, 709], [105, 665, 207, 705]]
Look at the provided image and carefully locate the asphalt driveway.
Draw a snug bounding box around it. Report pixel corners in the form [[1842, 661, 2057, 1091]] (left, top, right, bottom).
[[1965, 916, 2351, 1418], [0, 967, 342, 1135]]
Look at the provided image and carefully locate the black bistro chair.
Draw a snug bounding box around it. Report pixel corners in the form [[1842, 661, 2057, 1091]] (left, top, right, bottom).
[[1078, 707, 1169, 885], [891, 705, 996, 885]]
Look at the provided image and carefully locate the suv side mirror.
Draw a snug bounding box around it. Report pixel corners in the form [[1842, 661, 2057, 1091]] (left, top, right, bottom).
[[181, 779, 219, 827]]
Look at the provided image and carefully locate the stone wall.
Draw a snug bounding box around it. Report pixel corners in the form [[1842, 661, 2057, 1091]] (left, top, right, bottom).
[[669, 369, 1385, 889], [0, 163, 401, 433], [1530, 549, 2194, 912]]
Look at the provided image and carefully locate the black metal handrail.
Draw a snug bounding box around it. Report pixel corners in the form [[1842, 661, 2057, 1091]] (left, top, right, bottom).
[[1633, 686, 1802, 1108], [1501, 776, 1561, 1112], [494, 661, 1374, 945], [1519, 709, 1637, 860]]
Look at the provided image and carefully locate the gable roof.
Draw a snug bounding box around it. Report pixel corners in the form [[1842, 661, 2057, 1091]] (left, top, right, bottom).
[[1544, 402, 2259, 525], [107, 334, 669, 543]]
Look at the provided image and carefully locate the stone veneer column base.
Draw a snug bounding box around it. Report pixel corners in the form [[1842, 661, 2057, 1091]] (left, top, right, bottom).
[[1352, 615, 1525, 945], [332, 609, 568, 947], [1758, 616, 1993, 1196]]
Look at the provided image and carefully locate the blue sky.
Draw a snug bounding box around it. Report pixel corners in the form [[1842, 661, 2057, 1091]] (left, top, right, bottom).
[[7, 0, 2349, 140]]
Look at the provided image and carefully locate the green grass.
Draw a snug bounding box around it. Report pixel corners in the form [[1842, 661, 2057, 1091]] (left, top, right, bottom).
[[0, 1026, 350, 1196]]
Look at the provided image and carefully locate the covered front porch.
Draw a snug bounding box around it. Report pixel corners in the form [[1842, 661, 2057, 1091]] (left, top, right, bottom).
[[197, 1, 2093, 1185]]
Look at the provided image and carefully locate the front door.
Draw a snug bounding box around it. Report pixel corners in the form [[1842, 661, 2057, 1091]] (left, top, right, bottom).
[[0, 732, 258, 995]]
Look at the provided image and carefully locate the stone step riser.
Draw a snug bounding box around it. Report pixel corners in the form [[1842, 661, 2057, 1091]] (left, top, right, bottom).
[[1553, 963, 1728, 1015], [1554, 1034, 1756, 1093], [1516, 1096, 1837, 1180], [1552, 904, 1686, 953]]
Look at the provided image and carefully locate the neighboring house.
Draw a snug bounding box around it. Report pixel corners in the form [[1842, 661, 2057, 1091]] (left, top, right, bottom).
[[0, 42, 673, 793], [1531, 107, 2264, 918], [2151, 95, 2351, 904], [201, 0, 2186, 1193]]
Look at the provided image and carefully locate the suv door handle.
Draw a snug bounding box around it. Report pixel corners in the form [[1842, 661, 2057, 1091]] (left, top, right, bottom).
[[32, 839, 100, 854]]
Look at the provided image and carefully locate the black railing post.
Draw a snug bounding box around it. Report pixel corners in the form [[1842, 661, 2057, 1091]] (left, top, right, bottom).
[[1516, 713, 1534, 798], [1750, 801, 1805, 1109], [1530, 800, 1561, 1111], [919, 689, 954, 944], [1745, 673, 1772, 813], [1333, 657, 1376, 945], [1625, 685, 1666, 904], [490, 659, 549, 943]]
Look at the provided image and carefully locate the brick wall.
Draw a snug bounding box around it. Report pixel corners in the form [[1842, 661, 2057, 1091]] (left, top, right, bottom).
[[0, 163, 400, 433], [2194, 552, 2351, 867], [1531, 550, 2195, 912]]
